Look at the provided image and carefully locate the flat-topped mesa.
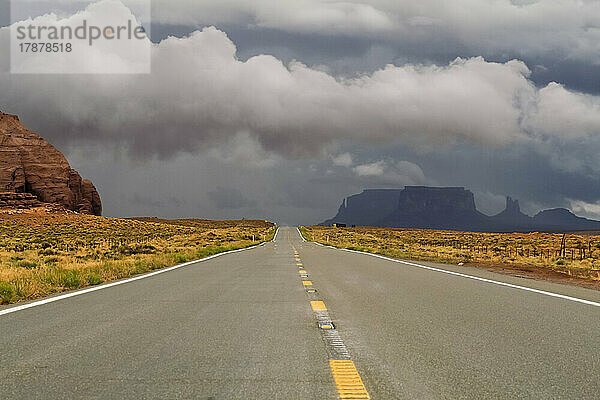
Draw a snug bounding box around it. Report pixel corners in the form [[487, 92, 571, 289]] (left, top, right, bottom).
[[0, 111, 102, 215], [322, 186, 600, 232], [323, 189, 404, 227], [323, 186, 487, 230], [398, 186, 476, 214], [382, 186, 488, 230]]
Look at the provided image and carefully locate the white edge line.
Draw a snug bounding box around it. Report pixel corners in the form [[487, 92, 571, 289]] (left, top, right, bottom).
[[310, 241, 600, 308], [273, 226, 280, 242], [296, 227, 306, 242], [0, 233, 277, 317]]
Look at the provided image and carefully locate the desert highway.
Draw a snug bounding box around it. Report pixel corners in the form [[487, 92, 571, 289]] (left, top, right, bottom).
[[2, 227, 600, 399]]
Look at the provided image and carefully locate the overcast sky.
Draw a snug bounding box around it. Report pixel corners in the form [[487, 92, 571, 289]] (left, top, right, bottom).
[[1, 0, 600, 224]]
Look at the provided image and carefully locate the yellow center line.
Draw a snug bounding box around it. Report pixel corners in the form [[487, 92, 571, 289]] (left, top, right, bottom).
[[310, 300, 327, 311], [291, 244, 367, 399], [330, 360, 370, 399]]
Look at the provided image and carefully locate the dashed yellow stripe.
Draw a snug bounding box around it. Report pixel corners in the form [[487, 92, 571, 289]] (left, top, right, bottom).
[[330, 360, 370, 399], [311, 300, 327, 311], [302, 280, 313, 286], [298, 270, 307, 274]]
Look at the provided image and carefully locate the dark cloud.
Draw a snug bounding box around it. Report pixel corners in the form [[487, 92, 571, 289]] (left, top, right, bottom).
[[6, 19, 596, 160], [0, 1, 9, 28], [2, 1, 600, 223], [207, 186, 257, 210], [131, 193, 186, 209], [382, 140, 600, 218]]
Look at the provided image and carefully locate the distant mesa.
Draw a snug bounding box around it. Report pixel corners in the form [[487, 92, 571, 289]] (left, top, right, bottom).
[[0, 111, 102, 215], [328, 189, 404, 227], [323, 186, 600, 233]]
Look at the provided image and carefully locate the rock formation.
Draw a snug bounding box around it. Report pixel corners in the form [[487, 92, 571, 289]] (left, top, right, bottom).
[[322, 187, 600, 233], [381, 186, 490, 230], [532, 208, 600, 231], [322, 189, 404, 227], [0, 192, 42, 209], [0, 111, 102, 215], [324, 186, 490, 230], [489, 196, 533, 230]]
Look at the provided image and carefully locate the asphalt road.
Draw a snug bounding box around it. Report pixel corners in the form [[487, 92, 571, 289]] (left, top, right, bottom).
[[2, 226, 600, 399]]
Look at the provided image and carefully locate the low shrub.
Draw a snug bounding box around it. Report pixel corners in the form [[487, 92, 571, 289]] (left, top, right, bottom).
[[39, 248, 58, 256], [174, 253, 188, 263], [16, 260, 38, 269], [86, 273, 103, 286], [0, 281, 16, 304], [44, 269, 82, 289]]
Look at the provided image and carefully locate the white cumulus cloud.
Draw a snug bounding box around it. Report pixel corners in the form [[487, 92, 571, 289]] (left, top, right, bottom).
[[354, 160, 386, 176], [0, 1, 599, 164], [331, 152, 353, 167], [353, 159, 425, 185]]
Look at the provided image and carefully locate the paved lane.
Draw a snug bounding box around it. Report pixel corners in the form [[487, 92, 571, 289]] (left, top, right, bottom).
[[3, 226, 600, 399], [296, 229, 600, 399], [0, 229, 337, 399]]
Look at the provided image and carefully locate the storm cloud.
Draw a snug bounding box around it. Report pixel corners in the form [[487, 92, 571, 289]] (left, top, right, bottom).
[[1, 4, 599, 159], [150, 0, 600, 65], [1, 0, 600, 223]]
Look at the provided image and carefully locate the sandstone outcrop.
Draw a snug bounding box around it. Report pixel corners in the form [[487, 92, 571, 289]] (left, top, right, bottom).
[[0, 111, 102, 215], [0, 192, 42, 209]]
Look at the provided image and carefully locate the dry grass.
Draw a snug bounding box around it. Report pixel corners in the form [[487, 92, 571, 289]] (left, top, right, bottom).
[[0, 213, 275, 304], [301, 226, 600, 283]]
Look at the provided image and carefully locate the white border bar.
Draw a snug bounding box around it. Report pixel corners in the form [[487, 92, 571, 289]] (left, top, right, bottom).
[[307, 235, 600, 308], [296, 227, 306, 242], [0, 231, 278, 317]]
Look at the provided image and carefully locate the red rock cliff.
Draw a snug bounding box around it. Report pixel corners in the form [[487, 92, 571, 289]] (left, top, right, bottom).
[[0, 111, 102, 215]]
